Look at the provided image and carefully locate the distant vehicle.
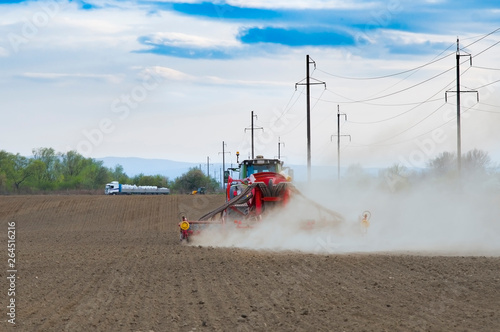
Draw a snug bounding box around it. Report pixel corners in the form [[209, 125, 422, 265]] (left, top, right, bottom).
[[191, 187, 206, 195], [105, 181, 170, 195]]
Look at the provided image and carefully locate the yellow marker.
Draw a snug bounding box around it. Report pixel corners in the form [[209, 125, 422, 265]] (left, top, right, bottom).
[[180, 221, 190, 230]]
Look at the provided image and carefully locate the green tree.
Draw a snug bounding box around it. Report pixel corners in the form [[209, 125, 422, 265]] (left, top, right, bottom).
[[111, 164, 129, 184], [32, 147, 60, 182], [132, 174, 170, 188], [173, 168, 217, 194], [379, 163, 410, 192], [26, 159, 49, 190], [427, 151, 456, 176], [428, 149, 492, 177], [60, 150, 87, 177], [343, 163, 372, 187], [0, 150, 13, 192], [2, 153, 36, 190], [463, 148, 491, 174], [79, 160, 111, 189], [0, 172, 7, 193]]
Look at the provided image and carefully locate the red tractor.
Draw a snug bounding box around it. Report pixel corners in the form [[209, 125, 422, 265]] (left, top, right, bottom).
[[179, 155, 343, 242]]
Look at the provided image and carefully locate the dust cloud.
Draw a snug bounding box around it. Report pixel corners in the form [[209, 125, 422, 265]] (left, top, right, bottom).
[[193, 175, 500, 256]]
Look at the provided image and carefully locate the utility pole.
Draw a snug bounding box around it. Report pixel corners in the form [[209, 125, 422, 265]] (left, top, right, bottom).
[[207, 156, 210, 177], [445, 38, 478, 175], [218, 141, 231, 191], [331, 105, 351, 181], [295, 55, 326, 182], [244, 111, 263, 159], [278, 137, 285, 160]]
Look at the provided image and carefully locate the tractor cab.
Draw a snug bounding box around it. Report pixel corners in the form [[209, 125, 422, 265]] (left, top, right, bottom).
[[227, 155, 289, 201], [239, 155, 283, 179]]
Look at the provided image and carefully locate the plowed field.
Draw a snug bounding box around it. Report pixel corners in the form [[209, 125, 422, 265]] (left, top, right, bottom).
[[1, 195, 499, 331]]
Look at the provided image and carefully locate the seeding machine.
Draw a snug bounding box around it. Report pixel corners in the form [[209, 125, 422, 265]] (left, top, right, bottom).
[[179, 155, 345, 242]]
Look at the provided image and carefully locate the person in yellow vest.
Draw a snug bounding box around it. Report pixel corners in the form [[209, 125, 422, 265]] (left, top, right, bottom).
[[361, 211, 371, 233]]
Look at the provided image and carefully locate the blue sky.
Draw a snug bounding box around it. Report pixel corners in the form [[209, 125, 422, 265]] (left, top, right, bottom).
[[1, 0, 499, 172]]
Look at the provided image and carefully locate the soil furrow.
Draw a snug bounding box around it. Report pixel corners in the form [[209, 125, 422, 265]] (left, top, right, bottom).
[[1, 195, 498, 332]]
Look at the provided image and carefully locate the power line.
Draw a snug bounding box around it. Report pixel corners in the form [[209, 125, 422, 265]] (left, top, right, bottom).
[[344, 75, 457, 125], [470, 108, 500, 114], [478, 101, 500, 108], [305, 38, 498, 139], [274, 31, 500, 137], [470, 78, 500, 90], [472, 66, 500, 71], [316, 45, 455, 80], [347, 100, 442, 125], [322, 64, 457, 104], [362, 42, 459, 101], [314, 27, 500, 82], [277, 89, 301, 120], [262, 86, 304, 128], [321, 86, 442, 106], [317, 38, 498, 105], [321, 60, 472, 105], [452, 104, 500, 114], [348, 101, 477, 149], [348, 114, 455, 148], [271, 90, 319, 137], [350, 102, 448, 148], [462, 27, 500, 49], [379, 103, 446, 144], [313, 32, 500, 106], [473, 39, 500, 58]]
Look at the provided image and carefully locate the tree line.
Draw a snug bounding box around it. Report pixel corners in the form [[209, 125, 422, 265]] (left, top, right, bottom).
[[0, 148, 220, 194], [0, 147, 496, 194], [350, 149, 499, 192]]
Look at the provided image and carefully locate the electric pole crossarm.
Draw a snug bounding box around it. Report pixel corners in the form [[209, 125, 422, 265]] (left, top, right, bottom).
[[295, 80, 327, 88], [331, 135, 352, 141], [295, 79, 326, 91], [445, 91, 479, 103]]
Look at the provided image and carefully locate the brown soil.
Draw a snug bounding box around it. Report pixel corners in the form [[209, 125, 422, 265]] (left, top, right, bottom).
[[1, 195, 499, 331]]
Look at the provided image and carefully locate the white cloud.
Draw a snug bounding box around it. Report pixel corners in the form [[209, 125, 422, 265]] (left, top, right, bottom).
[[0, 0, 498, 170], [147, 31, 239, 48], [144, 66, 195, 82], [141, 66, 289, 87], [21, 72, 123, 84], [226, 0, 378, 10], [57, 16, 126, 34]]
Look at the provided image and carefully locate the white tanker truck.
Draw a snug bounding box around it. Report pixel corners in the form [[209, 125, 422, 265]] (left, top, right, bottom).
[[105, 181, 170, 195]]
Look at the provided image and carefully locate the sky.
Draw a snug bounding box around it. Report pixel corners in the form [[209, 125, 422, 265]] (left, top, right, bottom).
[[1, 0, 500, 170]]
